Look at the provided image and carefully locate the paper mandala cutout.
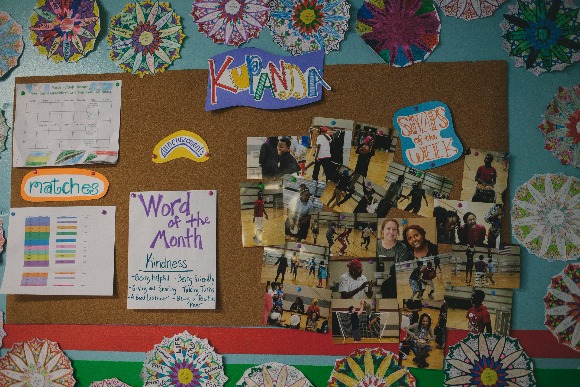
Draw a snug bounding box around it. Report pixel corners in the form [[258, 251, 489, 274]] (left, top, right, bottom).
[[108, 0, 185, 77], [191, 0, 270, 46], [357, 0, 441, 67], [544, 263, 580, 352], [268, 0, 350, 55], [512, 173, 580, 261], [237, 362, 313, 387], [0, 110, 8, 153], [435, 0, 507, 20], [0, 311, 6, 348], [141, 331, 228, 386], [328, 348, 415, 387], [29, 0, 100, 63], [0, 12, 24, 77], [501, 0, 580, 76], [539, 83, 580, 168], [91, 378, 132, 387], [0, 338, 75, 386], [444, 333, 536, 386]]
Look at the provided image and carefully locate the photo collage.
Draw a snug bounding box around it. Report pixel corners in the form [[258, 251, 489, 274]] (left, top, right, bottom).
[[242, 118, 518, 371]]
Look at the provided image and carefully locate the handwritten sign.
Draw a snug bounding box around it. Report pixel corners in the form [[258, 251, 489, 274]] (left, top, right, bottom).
[[21, 168, 109, 202], [394, 101, 463, 170], [127, 190, 217, 309], [13, 80, 122, 167], [152, 130, 210, 163], [206, 47, 330, 111]]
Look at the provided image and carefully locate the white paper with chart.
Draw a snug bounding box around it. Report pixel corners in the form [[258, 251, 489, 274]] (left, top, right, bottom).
[[0, 206, 116, 295], [127, 190, 217, 309], [13, 80, 122, 167]]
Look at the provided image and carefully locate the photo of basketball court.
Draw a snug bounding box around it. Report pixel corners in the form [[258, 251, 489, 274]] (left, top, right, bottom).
[[445, 285, 513, 336], [240, 181, 285, 247], [446, 244, 521, 289], [302, 212, 377, 257], [331, 298, 399, 344]]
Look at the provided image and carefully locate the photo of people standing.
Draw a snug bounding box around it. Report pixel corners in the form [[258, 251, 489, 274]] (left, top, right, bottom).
[[446, 245, 521, 289], [282, 176, 326, 243], [246, 136, 310, 179], [444, 285, 513, 336], [381, 161, 453, 218], [260, 243, 332, 332], [434, 200, 506, 249], [348, 122, 398, 186], [301, 117, 354, 183], [239, 182, 285, 247], [461, 149, 509, 204]]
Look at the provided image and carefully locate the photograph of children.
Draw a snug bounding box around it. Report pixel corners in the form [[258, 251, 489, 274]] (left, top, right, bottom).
[[239, 182, 285, 247], [378, 161, 453, 218], [303, 212, 377, 257], [321, 167, 386, 214], [447, 244, 521, 289], [247, 136, 308, 179], [461, 149, 509, 204], [302, 117, 354, 183], [348, 121, 398, 187], [331, 298, 399, 344], [261, 242, 329, 288], [434, 199, 505, 248], [263, 281, 332, 332], [282, 175, 326, 242], [445, 285, 513, 336], [399, 298, 447, 370]]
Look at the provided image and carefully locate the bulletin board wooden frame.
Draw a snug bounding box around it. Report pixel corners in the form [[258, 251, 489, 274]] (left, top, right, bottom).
[[8, 61, 508, 325]]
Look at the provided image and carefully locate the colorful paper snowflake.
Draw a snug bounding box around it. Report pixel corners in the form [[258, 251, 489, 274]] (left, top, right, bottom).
[[512, 174, 580, 261], [90, 378, 132, 387], [544, 263, 580, 352], [29, 0, 100, 63], [0, 338, 75, 386], [501, 0, 580, 75], [141, 331, 228, 386], [444, 334, 536, 386], [0, 110, 8, 153], [356, 0, 441, 67], [268, 0, 350, 55], [328, 348, 415, 387], [108, 0, 185, 77], [237, 362, 313, 387], [539, 83, 580, 168], [191, 0, 270, 46], [435, 0, 507, 20], [0, 311, 6, 348], [0, 12, 24, 78]]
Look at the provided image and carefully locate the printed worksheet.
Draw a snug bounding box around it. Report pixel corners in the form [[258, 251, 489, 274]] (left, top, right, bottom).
[[0, 206, 116, 296], [13, 80, 122, 167], [128, 190, 217, 309]]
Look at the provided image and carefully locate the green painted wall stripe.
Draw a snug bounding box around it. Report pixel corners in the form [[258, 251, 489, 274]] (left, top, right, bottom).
[[71, 361, 580, 387]]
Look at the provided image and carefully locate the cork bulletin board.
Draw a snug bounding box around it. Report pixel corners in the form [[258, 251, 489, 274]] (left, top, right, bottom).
[[8, 60, 508, 325]]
